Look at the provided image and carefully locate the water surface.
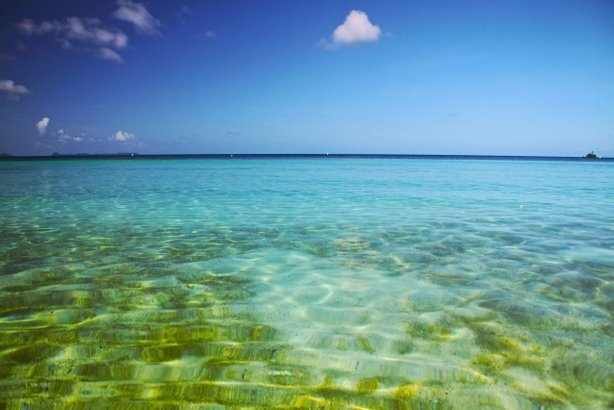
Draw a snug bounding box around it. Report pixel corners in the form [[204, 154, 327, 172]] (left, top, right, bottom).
[[0, 158, 612, 409]]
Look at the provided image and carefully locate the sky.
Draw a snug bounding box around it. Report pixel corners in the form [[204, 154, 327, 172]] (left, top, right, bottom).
[[0, 0, 613, 156]]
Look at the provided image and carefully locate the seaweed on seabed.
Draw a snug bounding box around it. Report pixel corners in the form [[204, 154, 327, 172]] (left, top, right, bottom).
[[287, 375, 454, 410], [551, 353, 614, 394], [468, 321, 546, 375], [404, 316, 458, 340]]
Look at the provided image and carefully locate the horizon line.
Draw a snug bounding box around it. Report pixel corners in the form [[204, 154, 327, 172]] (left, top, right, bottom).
[[0, 153, 611, 160]]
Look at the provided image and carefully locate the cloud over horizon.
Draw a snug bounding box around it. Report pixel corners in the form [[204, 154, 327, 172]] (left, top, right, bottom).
[[113, 0, 160, 35], [113, 130, 135, 141], [57, 129, 82, 142], [323, 10, 381, 49], [36, 117, 50, 135], [0, 79, 32, 100]]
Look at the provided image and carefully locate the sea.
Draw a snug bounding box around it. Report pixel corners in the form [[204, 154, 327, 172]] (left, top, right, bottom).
[[0, 155, 612, 409]]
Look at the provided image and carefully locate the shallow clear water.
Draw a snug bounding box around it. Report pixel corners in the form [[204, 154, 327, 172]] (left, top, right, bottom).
[[0, 158, 612, 409]]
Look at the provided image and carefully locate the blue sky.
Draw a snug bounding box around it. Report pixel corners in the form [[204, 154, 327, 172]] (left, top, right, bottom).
[[1, 0, 613, 156]]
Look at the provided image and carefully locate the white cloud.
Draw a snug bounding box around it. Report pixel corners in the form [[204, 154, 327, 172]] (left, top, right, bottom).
[[113, 0, 160, 35], [65, 17, 128, 48], [56, 129, 82, 142], [99, 47, 124, 63], [113, 130, 135, 141], [36, 117, 50, 135], [17, 17, 128, 48], [0, 79, 31, 94], [16, 19, 57, 35], [324, 10, 381, 49], [16, 17, 128, 61], [204, 30, 217, 39], [0, 79, 32, 100]]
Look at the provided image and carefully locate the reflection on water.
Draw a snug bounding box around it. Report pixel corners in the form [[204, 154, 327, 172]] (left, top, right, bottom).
[[0, 158, 612, 408]]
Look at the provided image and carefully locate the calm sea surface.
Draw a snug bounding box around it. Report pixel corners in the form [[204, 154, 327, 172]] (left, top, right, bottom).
[[0, 157, 612, 409]]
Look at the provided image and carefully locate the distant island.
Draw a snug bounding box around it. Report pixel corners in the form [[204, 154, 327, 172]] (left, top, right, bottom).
[[584, 151, 598, 159], [51, 152, 138, 157]]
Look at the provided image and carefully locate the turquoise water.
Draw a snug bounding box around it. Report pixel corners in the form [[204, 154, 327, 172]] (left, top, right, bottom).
[[0, 158, 612, 409]]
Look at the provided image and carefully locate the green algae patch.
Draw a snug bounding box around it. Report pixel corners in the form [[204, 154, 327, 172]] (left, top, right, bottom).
[[471, 322, 522, 351], [355, 335, 376, 354], [141, 344, 184, 363], [1, 344, 62, 364], [311, 374, 341, 397], [404, 316, 457, 341], [288, 395, 334, 409], [468, 321, 548, 377], [393, 382, 454, 409], [551, 354, 614, 392], [356, 377, 379, 393], [266, 365, 313, 386], [518, 385, 568, 407], [394, 382, 421, 398], [393, 339, 416, 354], [472, 352, 506, 373]]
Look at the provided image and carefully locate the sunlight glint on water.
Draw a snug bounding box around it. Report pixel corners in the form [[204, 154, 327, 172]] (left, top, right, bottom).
[[0, 158, 612, 409]]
